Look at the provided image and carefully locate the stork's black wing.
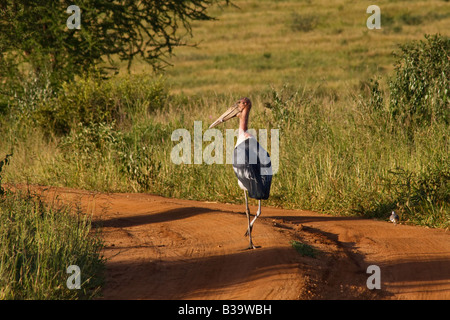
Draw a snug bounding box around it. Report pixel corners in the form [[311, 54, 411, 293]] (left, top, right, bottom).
[[233, 137, 272, 200]]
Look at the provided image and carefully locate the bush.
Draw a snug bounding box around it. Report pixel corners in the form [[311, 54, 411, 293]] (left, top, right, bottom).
[[388, 34, 449, 126], [290, 13, 318, 32], [381, 163, 449, 228], [263, 84, 300, 127], [34, 74, 167, 135], [57, 121, 168, 192], [0, 70, 56, 127], [59, 122, 126, 169], [120, 123, 170, 191], [56, 122, 128, 190]]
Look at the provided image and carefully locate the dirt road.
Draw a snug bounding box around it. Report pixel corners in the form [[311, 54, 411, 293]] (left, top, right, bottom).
[[33, 186, 450, 300]]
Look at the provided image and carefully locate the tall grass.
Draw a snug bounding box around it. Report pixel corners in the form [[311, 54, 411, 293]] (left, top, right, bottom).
[[0, 189, 104, 299]]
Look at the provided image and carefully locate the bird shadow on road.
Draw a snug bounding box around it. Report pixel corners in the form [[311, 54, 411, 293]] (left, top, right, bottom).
[[92, 206, 227, 229]]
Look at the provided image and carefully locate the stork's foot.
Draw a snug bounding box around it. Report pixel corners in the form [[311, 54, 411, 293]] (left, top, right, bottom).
[[243, 243, 260, 250]]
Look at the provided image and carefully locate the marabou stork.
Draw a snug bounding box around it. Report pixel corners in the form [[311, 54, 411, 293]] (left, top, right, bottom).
[[209, 97, 272, 249]]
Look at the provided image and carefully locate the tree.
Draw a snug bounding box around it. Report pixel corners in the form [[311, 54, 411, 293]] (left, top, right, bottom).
[[0, 0, 230, 87]]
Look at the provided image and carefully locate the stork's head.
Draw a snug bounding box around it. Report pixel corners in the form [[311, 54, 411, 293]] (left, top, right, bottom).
[[209, 97, 252, 129]]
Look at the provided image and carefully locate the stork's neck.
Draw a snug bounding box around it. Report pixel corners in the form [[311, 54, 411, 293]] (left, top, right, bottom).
[[239, 108, 250, 134]]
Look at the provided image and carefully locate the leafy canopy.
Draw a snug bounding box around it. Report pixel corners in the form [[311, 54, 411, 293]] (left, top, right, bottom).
[[0, 0, 229, 86]]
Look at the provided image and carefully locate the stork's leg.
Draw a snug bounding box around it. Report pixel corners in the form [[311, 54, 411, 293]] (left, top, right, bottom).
[[244, 190, 250, 217], [245, 199, 261, 237], [251, 200, 262, 231], [244, 190, 255, 249]]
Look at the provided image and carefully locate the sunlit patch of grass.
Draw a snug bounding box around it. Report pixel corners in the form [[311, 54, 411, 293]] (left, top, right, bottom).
[[290, 240, 318, 258]]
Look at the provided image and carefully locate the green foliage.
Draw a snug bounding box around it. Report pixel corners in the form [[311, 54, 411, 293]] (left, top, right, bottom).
[[1, 71, 56, 128], [120, 123, 171, 191], [33, 74, 167, 135], [56, 122, 127, 190], [380, 164, 450, 228], [290, 240, 318, 258], [263, 85, 300, 127], [0, 0, 230, 88], [59, 122, 126, 167], [56, 120, 170, 192], [0, 191, 105, 299], [388, 34, 449, 126], [415, 165, 450, 207], [290, 13, 318, 32]]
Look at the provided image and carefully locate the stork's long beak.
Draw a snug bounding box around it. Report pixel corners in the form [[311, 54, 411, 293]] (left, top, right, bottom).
[[209, 103, 240, 129]]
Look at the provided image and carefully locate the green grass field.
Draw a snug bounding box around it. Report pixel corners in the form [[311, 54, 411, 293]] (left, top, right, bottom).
[[0, 0, 449, 298], [132, 0, 450, 95]]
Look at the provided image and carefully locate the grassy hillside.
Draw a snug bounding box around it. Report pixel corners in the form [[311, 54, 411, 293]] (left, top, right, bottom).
[[131, 0, 450, 95]]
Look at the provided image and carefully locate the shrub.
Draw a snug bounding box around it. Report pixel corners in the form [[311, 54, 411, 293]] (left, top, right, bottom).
[[263, 84, 300, 127], [290, 13, 318, 32], [0, 70, 55, 127], [57, 121, 168, 192], [59, 122, 126, 168], [388, 34, 449, 126], [363, 78, 385, 112], [381, 163, 449, 228], [34, 74, 167, 135], [56, 122, 128, 190]]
